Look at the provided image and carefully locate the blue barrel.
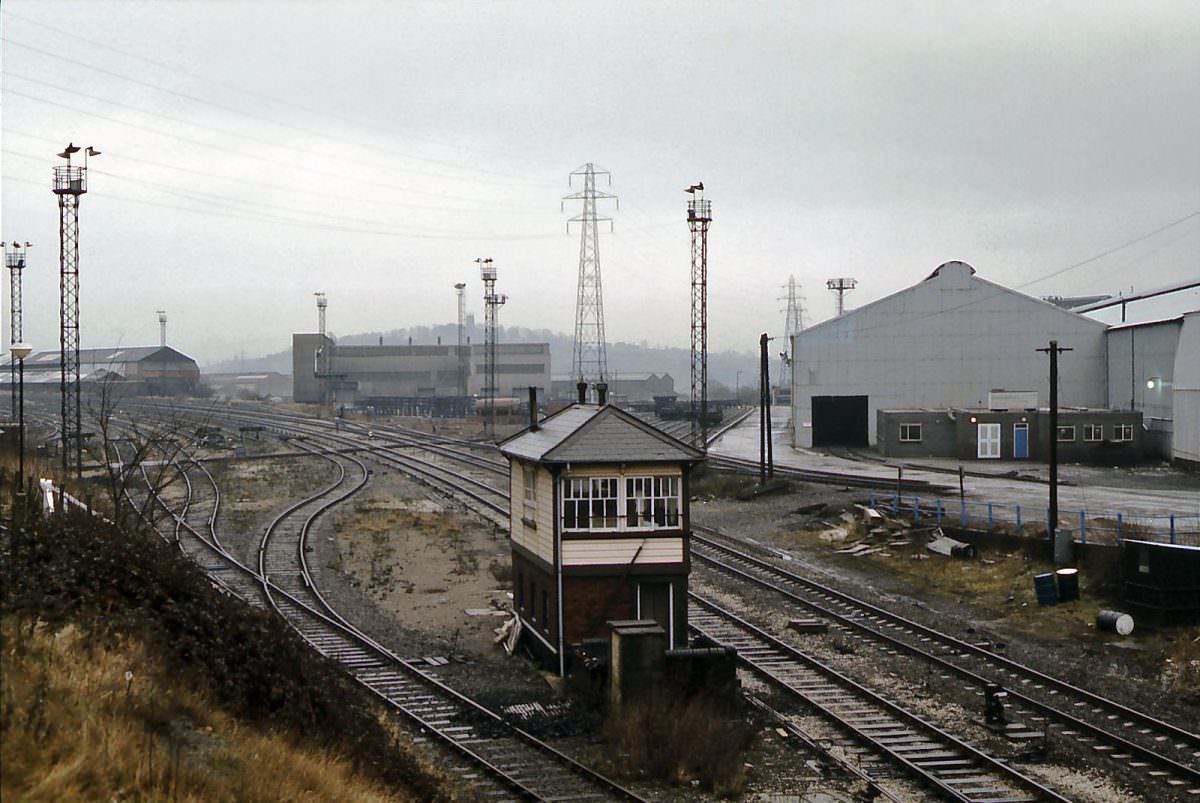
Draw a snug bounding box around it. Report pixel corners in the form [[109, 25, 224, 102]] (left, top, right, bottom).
[[1034, 572, 1058, 606], [1055, 568, 1079, 602]]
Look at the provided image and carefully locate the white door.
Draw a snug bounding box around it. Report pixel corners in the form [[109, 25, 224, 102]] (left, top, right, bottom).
[[977, 423, 1001, 459]]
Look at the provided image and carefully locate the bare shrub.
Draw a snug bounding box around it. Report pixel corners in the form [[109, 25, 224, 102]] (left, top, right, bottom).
[[602, 688, 754, 795]]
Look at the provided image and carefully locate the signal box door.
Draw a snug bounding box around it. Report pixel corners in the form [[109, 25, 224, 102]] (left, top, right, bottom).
[[977, 423, 1001, 459]]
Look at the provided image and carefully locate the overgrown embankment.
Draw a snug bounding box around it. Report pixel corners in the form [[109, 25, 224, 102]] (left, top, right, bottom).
[[0, 495, 463, 802]]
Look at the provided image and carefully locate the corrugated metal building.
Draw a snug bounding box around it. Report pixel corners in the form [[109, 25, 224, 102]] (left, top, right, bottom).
[[1, 346, 200, 396], [790, 261, 1108, 449], [291, 333, 551, 406]]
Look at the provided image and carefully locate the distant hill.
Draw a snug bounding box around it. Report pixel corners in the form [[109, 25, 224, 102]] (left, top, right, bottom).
[[203, 320, 761, 396]]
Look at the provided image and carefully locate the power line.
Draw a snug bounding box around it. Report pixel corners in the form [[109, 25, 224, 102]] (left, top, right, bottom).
[[4, 70, 551, 190], [4, 87, 544, 207], [0, 33, 557, 188]]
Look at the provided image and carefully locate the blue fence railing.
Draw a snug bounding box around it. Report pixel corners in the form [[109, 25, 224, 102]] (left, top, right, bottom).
[[866, 492, 1200, 547]]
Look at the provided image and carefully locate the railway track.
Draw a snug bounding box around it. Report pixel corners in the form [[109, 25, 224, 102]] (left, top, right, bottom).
[[124, 436, 644, 802], [692, 526, 1200, 797], [691, 596, 1068, 802], [122, 401, 1200, 799]]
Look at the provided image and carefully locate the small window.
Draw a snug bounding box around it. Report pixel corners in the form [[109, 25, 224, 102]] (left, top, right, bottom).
[[1113, 424, 1133, 442], [899, 423, 922, 442], [1138, 546, 1150, 574], [1056, 425, 1076, 442], [522, 465, 537, 523], [1083, 424, 1103, 442]]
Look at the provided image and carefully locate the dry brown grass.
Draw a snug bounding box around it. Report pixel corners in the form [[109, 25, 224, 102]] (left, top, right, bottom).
[[601, 690, 755, 797], [0, 618, 411, 803]]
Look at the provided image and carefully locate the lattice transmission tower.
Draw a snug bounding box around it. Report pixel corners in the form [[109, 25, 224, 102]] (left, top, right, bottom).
[[4, 241, 31, 418], [686, 182, 711, 447], [778, 275, 806, 390], [478, 258, 506, 438], [53, 143, 99, 476], [563, 163, 617, 401]]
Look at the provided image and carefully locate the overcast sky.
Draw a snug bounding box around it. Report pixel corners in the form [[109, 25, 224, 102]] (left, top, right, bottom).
[[3, 1, 1198, 366]]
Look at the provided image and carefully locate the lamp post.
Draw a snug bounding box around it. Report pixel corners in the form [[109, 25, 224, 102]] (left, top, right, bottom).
[[11, 342, 32, 483], [735, 370, 743, 403]]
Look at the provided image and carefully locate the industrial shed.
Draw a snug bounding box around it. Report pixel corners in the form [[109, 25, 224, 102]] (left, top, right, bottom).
[[550, 372, 676, 403], [1, 345, 200, 396], [1105, 310, 1200, 465], [790, 261, 1109, 449]]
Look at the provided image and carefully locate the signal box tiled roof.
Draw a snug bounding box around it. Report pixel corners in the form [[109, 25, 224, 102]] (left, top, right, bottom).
[[499, 404, 705, 465]]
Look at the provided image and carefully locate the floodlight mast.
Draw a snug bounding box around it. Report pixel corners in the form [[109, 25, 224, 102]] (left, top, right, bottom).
[[53, 143, 98, 476], [826, 277, 857, 317], [4, 241, 32, 418], [686, 182, 712, 448], [313, 292, 330, 405], [454, 282, 468, 399], [477, 258, 506, 439]]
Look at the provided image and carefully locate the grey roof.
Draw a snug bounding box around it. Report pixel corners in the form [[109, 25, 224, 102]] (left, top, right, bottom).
[[1, 345, 196, 371], [499, 404, 705, 465]]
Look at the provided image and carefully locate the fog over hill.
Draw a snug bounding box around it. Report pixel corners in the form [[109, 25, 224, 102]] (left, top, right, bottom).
[[203, 320, 764, 396]]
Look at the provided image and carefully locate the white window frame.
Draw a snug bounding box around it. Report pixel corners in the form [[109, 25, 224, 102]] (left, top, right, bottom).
[[977, 423, 1001, 459], [1113, 424, 1134, 442], [625, 475, 681, 529], [1056, 425, 1076, 442], [522, 465, 537, 523], [899, 423, 922, 443], [561, 473, 682, 532], [1083, 423, 1103, 442]]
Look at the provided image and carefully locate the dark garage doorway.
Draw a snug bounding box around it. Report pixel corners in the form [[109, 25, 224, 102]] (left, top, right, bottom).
[[812, 395, 869, 447]]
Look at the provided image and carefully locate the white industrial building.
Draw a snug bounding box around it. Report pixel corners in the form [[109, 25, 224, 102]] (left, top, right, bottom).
[[790, 261, 1108, 448], [790, 261, 1199, 466]]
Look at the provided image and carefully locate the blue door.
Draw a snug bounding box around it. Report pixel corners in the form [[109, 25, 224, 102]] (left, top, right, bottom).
[[1013, 423, 1029, 459]]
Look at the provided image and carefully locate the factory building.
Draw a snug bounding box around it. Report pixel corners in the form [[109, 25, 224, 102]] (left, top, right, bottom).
[[499, 397, 705, 675], [1, 346, 200, 396], [790, 261, 1200, 467], [790, 261, 1108, 449], [291, 333, 551, 408]]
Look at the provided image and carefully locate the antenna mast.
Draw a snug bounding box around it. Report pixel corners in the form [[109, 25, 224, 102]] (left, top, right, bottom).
[[826, 277, 857, 317], [686, 182, 712, 447], [53, 143, 98, 476], [4, 241, 31, 418], [478, 258, 506, 438], [564, 163, 617, 402]]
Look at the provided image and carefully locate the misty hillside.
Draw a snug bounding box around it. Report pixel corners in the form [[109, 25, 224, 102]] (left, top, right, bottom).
[[203, 320, 763, 392]]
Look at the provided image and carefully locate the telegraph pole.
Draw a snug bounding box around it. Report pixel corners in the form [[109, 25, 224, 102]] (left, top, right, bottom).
[[1037, 340, 1073, 555], [687, 182, 712, 448], [4, 241, 31, 418], [53, 143, 99, 476], [564, 163, 617, 401], [759, 333, 774, 483]]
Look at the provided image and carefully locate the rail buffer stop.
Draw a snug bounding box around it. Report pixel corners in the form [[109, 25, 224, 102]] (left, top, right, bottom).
[[498, 388, 705, 676]]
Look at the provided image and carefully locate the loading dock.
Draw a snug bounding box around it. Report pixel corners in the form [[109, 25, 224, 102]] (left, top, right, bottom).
[[812, 395, 869, 447]]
